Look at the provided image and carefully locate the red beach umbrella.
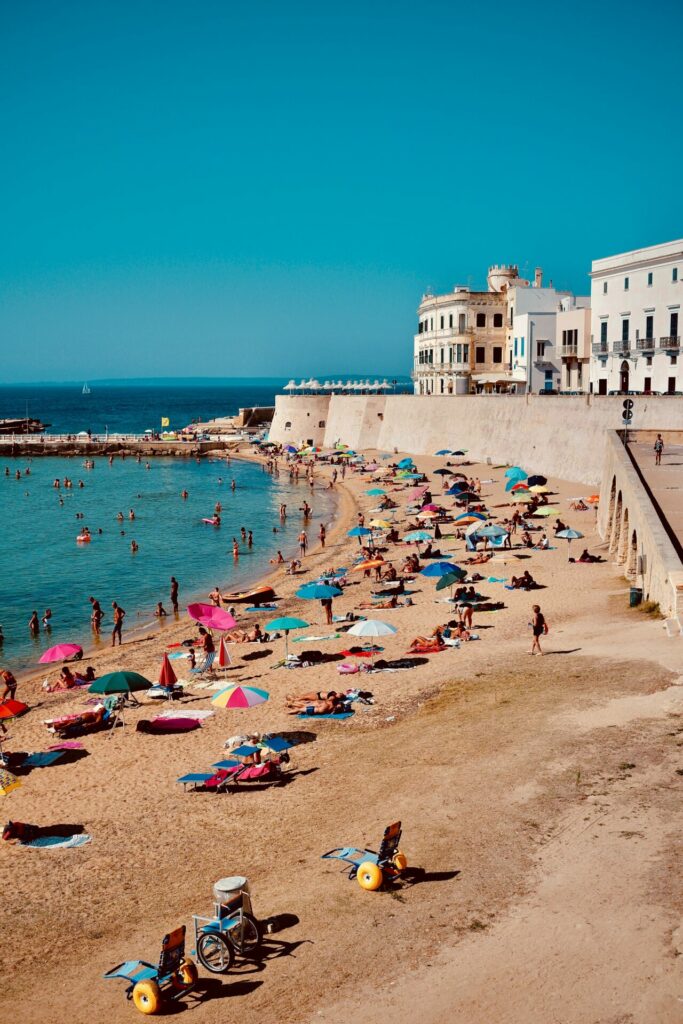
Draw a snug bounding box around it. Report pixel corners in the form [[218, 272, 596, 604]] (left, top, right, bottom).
[[218, 636, 232, 668], [159, 654, 177, 688], [0, 700, 29, 721]]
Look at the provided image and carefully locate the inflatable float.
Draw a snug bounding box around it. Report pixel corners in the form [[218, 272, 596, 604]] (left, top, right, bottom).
[[202, 518, 219, 525], [222, 585, 276, 605], [76, 534, 91, 543]]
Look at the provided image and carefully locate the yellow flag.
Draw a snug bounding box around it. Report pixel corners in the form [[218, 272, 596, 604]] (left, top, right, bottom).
[[161, 417, 170, 427]]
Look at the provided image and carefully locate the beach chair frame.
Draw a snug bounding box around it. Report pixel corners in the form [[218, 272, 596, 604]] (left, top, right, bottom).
[[104, 926, 197, 1015], [321, 821, 407, 891]]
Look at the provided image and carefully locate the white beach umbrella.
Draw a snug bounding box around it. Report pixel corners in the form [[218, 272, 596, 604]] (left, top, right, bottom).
[[347, 619, 397, 638]]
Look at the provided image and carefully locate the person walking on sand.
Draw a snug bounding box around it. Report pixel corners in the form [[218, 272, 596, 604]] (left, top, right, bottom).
[[170, 576, 179, 613], [209, 586, 222, 607], [319, 523, 326, 549], [1, 669, 17, 702], [529, 604, 547, 655], [299, 530, 308, 557], [321, 597, 333, 625], [654, 433, 664, 465], [111, 602, 125, 646]]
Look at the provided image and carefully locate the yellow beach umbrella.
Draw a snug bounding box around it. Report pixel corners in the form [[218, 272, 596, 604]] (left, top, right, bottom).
[[530, 485, 550, 494], [369, 519, 391, 529], [515, 493, 533, 503], [534, 506, 560, 517]]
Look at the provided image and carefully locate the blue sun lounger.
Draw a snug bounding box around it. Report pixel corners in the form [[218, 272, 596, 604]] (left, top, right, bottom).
[[104, 925, 197, 1014], [321, 821, 407, 891]]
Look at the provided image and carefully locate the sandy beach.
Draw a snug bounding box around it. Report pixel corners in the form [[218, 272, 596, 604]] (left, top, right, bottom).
[[2, 447, 682, 1024]]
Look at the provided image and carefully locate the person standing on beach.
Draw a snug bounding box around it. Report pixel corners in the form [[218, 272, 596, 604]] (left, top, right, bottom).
[[1, 669, 17, 702], [321, 597, 333, 625], [529, 604, 547, 655], [209, 586, 222, 607], [319, 523, 326, 548], [111, 602, 125, 646], [654, 434, 664, 465], [28, 610, 40, 635], [170, 577, 179, 613], [89, 596, 103, 633], [299, 530, 308, 557]]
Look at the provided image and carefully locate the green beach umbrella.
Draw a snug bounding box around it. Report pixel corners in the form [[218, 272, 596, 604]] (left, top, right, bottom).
[[89, 671, 153, 705], [266, 616, 309, 656]]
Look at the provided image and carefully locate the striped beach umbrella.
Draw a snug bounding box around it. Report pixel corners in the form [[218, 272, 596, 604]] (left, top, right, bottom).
[[212, 685, 269, 709]]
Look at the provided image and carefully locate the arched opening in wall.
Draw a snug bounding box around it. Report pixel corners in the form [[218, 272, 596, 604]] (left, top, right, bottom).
[[626, 529, 638, 580], [611, 491, 623, 554], [285, 421, 292, 429], [318, 421, 325, 428], [608, 476, 616, 521], [618, 507, 629, 565], [620, 360, 630, 393]]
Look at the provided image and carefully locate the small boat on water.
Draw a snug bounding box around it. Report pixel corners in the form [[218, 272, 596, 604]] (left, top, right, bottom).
[[222, 585, 276, 605], [82, 383, 91, 395], [0, 418, 50, 435]]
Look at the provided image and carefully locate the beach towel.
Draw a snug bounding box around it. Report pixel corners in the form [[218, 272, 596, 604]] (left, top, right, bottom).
[[245, 604, 278, 612], [20, 751, 64, 769], [487, 577, 507, 583], [23, 834, 92, 850], [296, 711, 354, 720], [156, 709, 214, 721], [293, 633, 341, 643], [48, 741, 84, 751], [136, 717, 202, 734]]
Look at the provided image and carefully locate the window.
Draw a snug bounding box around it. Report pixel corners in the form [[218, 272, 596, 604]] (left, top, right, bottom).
[[476, 313, 486, 328], [600, 321, 608, 344], [418, 322, 423, 334], [455, 344, 461, 362], [493, 313, 503, 328], [624, 277, 629, 291], [674, 268, 679, 282], [429, 349, 434, 363], [671, 355, 678, 366], [458, 313, 466, 332], [463, 344, 469, 362], [509, 306, 514, 327], [430, 318, 434, 330], [449, 314, 453, 328], [318, 420, 326, 428], [536, 341, 546, 358], [475, 346, 486, 363], [493, 346, 502, 363], [671, 312, 679, 336], [440, 378, 444, 393], [669, 377, 677, 394], [603, 282, 608, 294], [646, 356, 652, 366], [647, 272, 653, 286], [440, 316, 444, 330], [598, 378, 607, 395], [285, 421, 291, 429], [645, 315, 654, 339], [644, 377, 652, 393], [520, 337, 525, 356], [622, 319, 629, 341], [514, 337, 518, 357], [440, 348, 444, 363]]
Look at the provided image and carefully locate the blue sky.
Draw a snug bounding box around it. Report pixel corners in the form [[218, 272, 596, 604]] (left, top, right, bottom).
[[1, 0, 681, 381]]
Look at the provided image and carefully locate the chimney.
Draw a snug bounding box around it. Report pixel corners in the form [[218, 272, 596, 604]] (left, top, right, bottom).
[[534, 268, 543, 288]]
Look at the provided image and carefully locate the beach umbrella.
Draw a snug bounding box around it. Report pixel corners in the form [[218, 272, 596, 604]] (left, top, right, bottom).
[[0, 699, 28, 722], [407, 486, 429, 500], [403, 530, 433, 543], [266, 616, 309, 655], [418, 510, 439, 520], [352, 559, 386, 572], [212, 685, 269, 709], [397, 458, 414, 469], [347, 619, 397, 638], [504, 466, 527, 480], [158, 654, 177, 688], [452, 450, 467, 456], [435, 449, 451, 456], [187, 604, 237, 631], [447, 481, 468, 492], [296, 583, 343, 600], [530, 485, 549, 494], [399, 473, 423, 480], [0, 769, 21, 797], [527, 475, 547, 487], [435, 569, 467, 591], [433, 468, 454, 476], [39, 643, 83, 664], [365, 488, 386, 496], [515, 493, 533, 503], [533, 507, 560, 517], [420, 561, 463, 578], [218, 636, 232, 668], [585, 495, 600, 504], [510, 482, 529, 492], [369, 519, 391, 529], [420, 504, 440, 512], [455, 511, 486, 522], [283, 445, 297, 453], [556, 528, 584, 559], [90, 671, 153, 699], [347, 526, 372, 546], [474, 523, 508, 539]]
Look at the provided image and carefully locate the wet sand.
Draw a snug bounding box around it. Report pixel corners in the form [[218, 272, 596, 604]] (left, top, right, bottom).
[[2, 448, 681, 1024]]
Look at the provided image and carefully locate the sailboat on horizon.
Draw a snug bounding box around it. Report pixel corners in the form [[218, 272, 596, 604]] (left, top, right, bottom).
[[82, 382, 91, 395]]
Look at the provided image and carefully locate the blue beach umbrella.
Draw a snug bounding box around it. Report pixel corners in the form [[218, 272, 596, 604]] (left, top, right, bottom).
[[266, 616, 309, 655], [348, 526, 373, 546], [296, 583, 343, 600], [420, 561, 463, 578], [556, 527, 584, 559], [473, 523, 508, 539], [365, 488, 386, 496], [397, 458, 414, 469], [504, 466, 527, 481], [435, 449, 451, 456], [455, 511, 486, 522], [403, 530, 433, 549]]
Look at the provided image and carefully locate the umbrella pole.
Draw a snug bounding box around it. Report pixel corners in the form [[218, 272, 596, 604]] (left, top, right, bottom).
[[285, 630, 289, 658]]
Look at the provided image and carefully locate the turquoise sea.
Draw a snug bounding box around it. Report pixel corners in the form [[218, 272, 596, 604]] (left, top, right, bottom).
[[0, 378, 349, 674]]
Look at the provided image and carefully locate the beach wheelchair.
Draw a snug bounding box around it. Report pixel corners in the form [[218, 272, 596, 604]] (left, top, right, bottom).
[[192, 875, 262, 974], [321, 821, 408, 891], [104, 925, 197, 1015]]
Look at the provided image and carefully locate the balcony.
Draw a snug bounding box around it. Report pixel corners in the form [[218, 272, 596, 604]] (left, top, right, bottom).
[[592, 341, 608, 354], [560, 345, 578, 358], [636, 337, 655, 351], [658, 335, 681, 350], [612, 339, 631, 354]]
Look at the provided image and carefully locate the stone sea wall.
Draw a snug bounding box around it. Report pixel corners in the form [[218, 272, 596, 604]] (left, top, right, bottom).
[[269, 394, 683, 486]]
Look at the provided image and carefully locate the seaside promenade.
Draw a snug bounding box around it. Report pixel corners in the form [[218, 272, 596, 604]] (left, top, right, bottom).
[[2, 443, 681, 1024]]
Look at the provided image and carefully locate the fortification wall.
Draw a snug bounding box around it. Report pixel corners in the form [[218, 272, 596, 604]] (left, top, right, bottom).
[[269, 394, 683, 485]]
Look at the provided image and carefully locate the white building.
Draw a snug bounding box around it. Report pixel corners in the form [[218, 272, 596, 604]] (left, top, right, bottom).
[[557, 296, 591, 392], [590, 239, 683, 395]]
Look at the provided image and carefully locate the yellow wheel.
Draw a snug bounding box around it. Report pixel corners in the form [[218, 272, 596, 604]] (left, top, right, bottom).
[[132, 979, 162, 1015], [393, 851, 408, 872], [171, 958, 198, 990], [357, 861, 383, 891]]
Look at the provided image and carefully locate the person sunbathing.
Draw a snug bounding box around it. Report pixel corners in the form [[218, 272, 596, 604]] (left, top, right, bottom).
[[44, 667, 77, 692], [510, 571, 538, 590], [577, 549, 601, 563], [74, 666, 96, 685], [465, 551, 492, 565], [285, 691, 345, 714], [358, 595, 398, 609], [225, 624, 266, 643], [408, 626, 443, 651], [381, 564, 398, 581], [443, 621, 471, 641], [569, 499, 588, 511], [520, 531, 534, 547]]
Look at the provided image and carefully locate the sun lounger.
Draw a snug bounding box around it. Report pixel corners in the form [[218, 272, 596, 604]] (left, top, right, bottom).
[[190, 651, 216, 675], [297, 710, 354, 720]]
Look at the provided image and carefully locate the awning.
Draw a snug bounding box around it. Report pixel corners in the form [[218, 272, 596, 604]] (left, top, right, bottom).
[[471, 373, 518, 384]]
